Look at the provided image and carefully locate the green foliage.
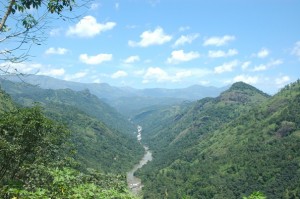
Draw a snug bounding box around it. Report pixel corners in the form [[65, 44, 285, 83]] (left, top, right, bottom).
[[3, 167, 136, 199], [0, 79, 144, 173], [0, 89, 137, 198], [0, 106, 71, 184], [137, 81, 300, 198], [0, 87, 16, 113], [243, 191, 267, 199]]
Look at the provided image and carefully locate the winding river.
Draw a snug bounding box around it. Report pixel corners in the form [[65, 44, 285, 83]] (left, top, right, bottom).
[[127, 125, 152, 195]]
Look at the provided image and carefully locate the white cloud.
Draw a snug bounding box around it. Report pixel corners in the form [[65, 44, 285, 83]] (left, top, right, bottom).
[[45, 47, 68, 55], [0, 62, 42, 74], [253, 64, 267, 72], [123, 55, 140, 64], [214, 60, 239, 74], [208, 49, 238, 58], [252, 59, 283, 72], [241, 61, 251, 70], [143, 67, 168, 83], [128, 27, 172, 47], [256, 48, 270, 58], [142, 67, 192, 83], [275, 75, 290, 86], [203, 35, 235, 46], [0, 62, 64, 77], [111, 70, 128, 79], [173, 33, 199, 47], [79, 53, 112, 65], [66, 16, 116, 38], [291, 41, 300, 58], [167, 50, 200, 64], [233, 75, 259, 84], [38, 68, 65, 76]]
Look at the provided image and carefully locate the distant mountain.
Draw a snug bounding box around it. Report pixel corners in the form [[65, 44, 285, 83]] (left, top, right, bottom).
[[2, 75, 227, 116], [136, 81, 300, 198]]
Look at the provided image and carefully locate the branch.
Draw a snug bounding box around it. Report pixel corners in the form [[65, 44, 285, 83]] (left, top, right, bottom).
[[0, 0, 15, 31]]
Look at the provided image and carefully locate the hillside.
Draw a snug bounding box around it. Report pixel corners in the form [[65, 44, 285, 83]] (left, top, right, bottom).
[[0, 88, 137, 198], [138, 81, 300, 198], [0, 79, 144, 173], [0, 86, 16, 113], [0, 78, 136, 135], [135, 82, 270, 150]]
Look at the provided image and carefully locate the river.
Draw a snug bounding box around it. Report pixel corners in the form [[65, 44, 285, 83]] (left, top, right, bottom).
[[127, 125, 153, 195]]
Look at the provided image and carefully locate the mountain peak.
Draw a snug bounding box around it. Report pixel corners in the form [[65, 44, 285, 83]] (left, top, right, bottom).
[[219, 81, 270, 104], [229, 81, 257, 91]]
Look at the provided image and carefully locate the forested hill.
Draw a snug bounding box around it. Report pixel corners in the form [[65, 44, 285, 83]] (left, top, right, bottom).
[[0, 79, 144, 172], [134, 81, 270, 151], [0, 87, 138, 198], [0, 78, 136, 135], [0, 88, 15, 113], [136, 81, 300, 198]]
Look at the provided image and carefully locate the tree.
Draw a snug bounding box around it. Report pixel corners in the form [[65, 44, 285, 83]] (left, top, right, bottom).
[[0, 106, 71, 184], [0, 0, 80, 74]]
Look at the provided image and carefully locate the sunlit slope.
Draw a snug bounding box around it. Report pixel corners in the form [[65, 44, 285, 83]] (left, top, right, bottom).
[[139, 81, 300, 198]]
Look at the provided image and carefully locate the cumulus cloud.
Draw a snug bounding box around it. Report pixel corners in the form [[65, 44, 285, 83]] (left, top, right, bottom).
[[208, 49, 238, 58], [45, 47, 68, 55], [79, 53, 112, 65], [275, 75, 290, 86], [233, 75, 259, 84], [0, 62, 67, 78], [173, 33, 199, 47], [252, 59, 283, 72], [256, 48, 270, 58], [167, 50, 200, 64], [291, 41, 300, 58], [142, 67, 192, 83], [214, 60, 239, 74], [66, 16, 116, 38], [0, 62, 42, 74], [203, 35, 235, 46], [123, 55, 140, 64], [111, 70, 128, 79], [128, 27, 172, 47], [241, 61, 251, 70]]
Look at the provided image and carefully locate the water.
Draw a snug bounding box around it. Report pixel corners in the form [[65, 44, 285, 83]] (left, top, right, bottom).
[[127, 126, 152, 195]]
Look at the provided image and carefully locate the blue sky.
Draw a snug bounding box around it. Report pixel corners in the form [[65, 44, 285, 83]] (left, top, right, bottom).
[[7, 0, 300, 94]]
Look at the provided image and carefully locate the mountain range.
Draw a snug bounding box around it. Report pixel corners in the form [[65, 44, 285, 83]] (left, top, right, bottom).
[[2, 75, 227, 116], [1, 75, 299, 198]]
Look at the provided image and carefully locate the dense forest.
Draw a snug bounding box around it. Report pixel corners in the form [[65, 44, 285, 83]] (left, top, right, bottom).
[[0, 83, 141, 198], [1, 78, 300, 199], [135, 81, 300, 198]]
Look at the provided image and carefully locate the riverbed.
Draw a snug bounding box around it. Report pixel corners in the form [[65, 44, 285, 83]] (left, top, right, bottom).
[[126, 126, 152, 195]]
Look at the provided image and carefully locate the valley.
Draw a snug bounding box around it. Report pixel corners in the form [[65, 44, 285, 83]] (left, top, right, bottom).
[[127, 126, 153, 195], [1, 76, 300, 198]]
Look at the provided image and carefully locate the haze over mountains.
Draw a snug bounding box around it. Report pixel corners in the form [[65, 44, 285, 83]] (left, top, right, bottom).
[[3, 75, 227, 116]]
